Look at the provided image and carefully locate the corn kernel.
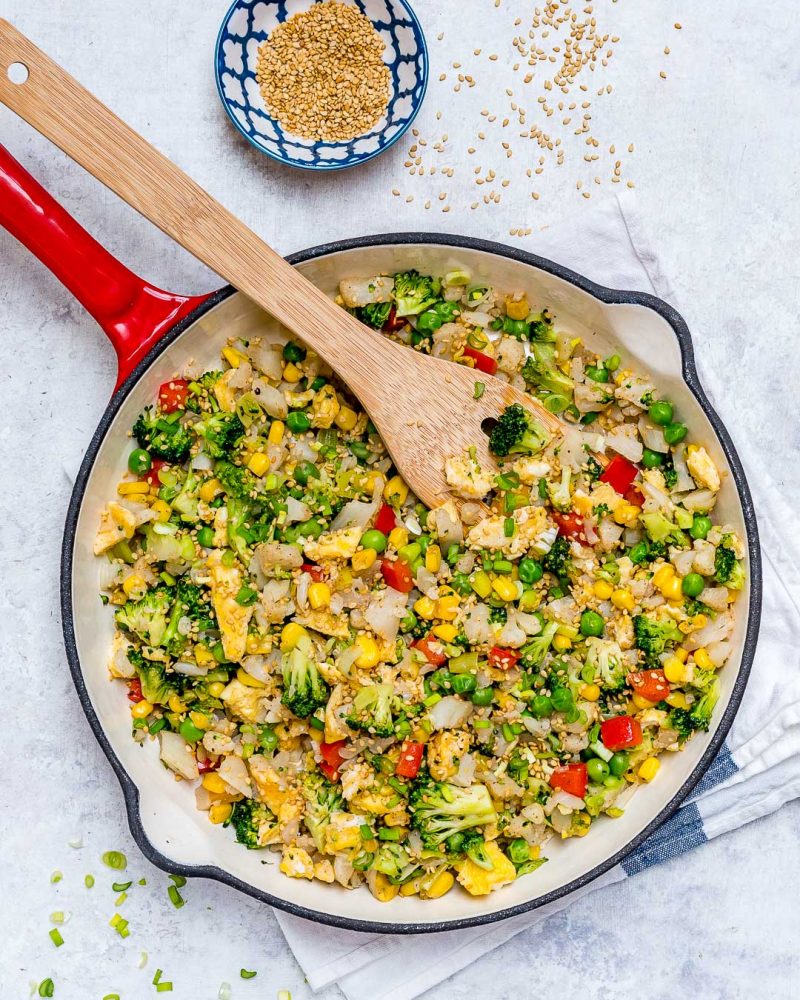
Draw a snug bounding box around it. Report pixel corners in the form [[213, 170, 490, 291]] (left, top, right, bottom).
[[637, 757, 661, 782], [632, 692, 655, 710], [411, 727, 430, 743], [362, 470, 379, 491], [247, 452, 270, 477], [691, 614, 707, 630], [663, 656, 691, 684], [592, 580, 614, 600], [267, 420, 285, 445], [694, 647, 713, 671], [150, 499, 172, 523], [579, 683, 601, 702], [122, 574, 147, 599], [335, 567, 353, 590], [414, 596, 436, 620], [354, 634, 380, 669], [423, 870, 455, 899], [236, 667, 266, 688], [117, 480, 150, 496], [611, 588, 635, 611], [308, 582, 331, 610], [281, 622, 308, 651], [246, 633, 272, 654], [613, 503, 641, 527], [674, 647, 688, 662], [199, 478, 222, 502], [110, 589, 127, 605], [194, 644, 214, 668], [283, 362, 302, 383], [505, 295, 530, 320], [352, 548, 377, 572], [432, 623, 458, 642], [209, 803, 233, 825], [436, 594, 461, 620], [222, 346, 244, 368], [130, 700, 153, 719], [666, 692, 690, 709], [372, 872, 400, 902], [399, 881, 419, 897], [652, 564, 675, 589], [425, 544, 442, 573], [388, 526, 409, 549], [167, 694, 186, 714], [491, 576, 518, 602], [208, 681, 226, 698], [384, 475, 409, 506], [552, 633, 573, 651], [202, 772, 227, 794], [660, 576, 683, 601], [334, 406, 358, 431], [309, 727, 323, 742], [470, 570, 493, 599], [190, 711, 211, 730]]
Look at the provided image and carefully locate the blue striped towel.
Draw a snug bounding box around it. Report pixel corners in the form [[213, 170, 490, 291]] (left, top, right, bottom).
[[276, 194, 800, 1000]]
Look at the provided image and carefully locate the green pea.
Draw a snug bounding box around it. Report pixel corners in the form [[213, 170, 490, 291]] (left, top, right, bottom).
[[286, 411, 311, 434], [605, 353, 621, 372], [603, 775, 625, 790], [282, 341, 307, 364], [608, 751, 630, 776], [629, 541, 649, 564], [648, 400, 674, 426], [259, 726, 278, 751], [641, 448, 664, 469], [663, 422, 688, 445], [550, 686, 573, 712], [450, 572, 473, 596], [128, 448, 152, 474], [682, 572, 705, 598], [530, 694, 553, 718], [580, 609, 605, 637], [360, 529, 387, 553], [310, 375, 327, 391], [586, 758, 610, 783], [293, 461, 320, 486], [690, 514, 712, 540], [179, 719, 205, 743], [452, 674, 477, 695], [471, 687, 494, 706], [585, 364, 609, 383], [296, 518, 323, 539], [197, 526, 215, 548], [518, 558, 544, 585], [400, 610, 418, 633], [544, 393, 571, 414], [417, 309, 444, 332], [507, 838, 530, 864]]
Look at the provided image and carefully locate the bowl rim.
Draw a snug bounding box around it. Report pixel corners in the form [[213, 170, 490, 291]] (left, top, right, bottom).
[[213, 0, 430, 171], [61, 232, 762, 934]]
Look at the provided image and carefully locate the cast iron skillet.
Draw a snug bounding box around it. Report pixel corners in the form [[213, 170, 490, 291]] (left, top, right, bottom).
[[0, 144, 761, 933]]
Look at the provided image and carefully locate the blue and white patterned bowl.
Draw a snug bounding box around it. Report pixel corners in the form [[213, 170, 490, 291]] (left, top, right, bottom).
[[214, 0, 428, 170]]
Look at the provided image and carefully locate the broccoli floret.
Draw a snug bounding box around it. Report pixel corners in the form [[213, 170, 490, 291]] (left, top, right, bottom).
[[281, 644, 329, 719], [488, 403, 550, 458], [640, 511, 687, 547], [127, 648, 177, 705], [226, 497, 258, 558], [229, 799, 274, 850], [548, 468, 573, 513], [195, 412, 245, 459], [132, 407, 192, 463], [192, 370, 223, 391], [519, 620, 559, 670], [459, 831, 495, 870], [714, 540, 744, 589], [489, 606, 508, 626], [346, 683, 397, 737], [175, 579, 216, 631], [527, 309, 556, 342], [542, 536, 570, 577], [172, 471, 201, 523], [585, 456, 603, 481], [668, 678, 721, 740], [521, 343, 574, 397], [356, 301, 392, 329], [302, 771, 345, 851], [115, 587, 172, 646], [409, 772, 497, 850], [393, 270, 441, 317], [633, 614, 683, 668], [585, 637, 626, 690], [215, 460, 259, 500], [662, 462, 678, 490]]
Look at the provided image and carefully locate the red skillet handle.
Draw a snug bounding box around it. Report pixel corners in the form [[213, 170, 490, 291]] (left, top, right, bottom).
[[0, 144, 213, 391]]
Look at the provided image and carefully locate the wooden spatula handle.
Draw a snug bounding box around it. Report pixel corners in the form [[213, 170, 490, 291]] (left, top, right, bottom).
[[0, 18, 399, 397]]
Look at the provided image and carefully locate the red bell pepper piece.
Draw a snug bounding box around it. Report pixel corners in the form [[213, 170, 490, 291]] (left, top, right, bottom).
[[301, 562, 324, 582], [197, 757, 220, 774], [599, 454, 639, 495], [319, 739, 347, 781], [628, 669, 670, 703], [375, 503, 397, 536], [381, 558, 415, 594], [141, 457, 168, 487], [127, 678, 144, 703], [463, 346, 498, 375], [625, 486, 645, 507], [601, 715, 643, 751], [384, 306, 407, 332], [549, 762, 588, 798], [488, 646, 521, 670], [411, 634, 447, 667], [158, 377, 189, 413], [552, 511, 586, 541], [395, 740, 425, 779]]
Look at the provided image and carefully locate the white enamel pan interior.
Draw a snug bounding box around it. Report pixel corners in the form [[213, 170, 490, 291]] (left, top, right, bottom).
[[64, 234, 761, 933]]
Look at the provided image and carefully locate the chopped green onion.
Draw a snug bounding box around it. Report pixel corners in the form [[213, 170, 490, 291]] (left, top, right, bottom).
[[84, 874, 95, 889], [444, 268, 471, 287], [103, 995, 121, 1000], [153, 969, 163, 984], [168, 874, 187, 888], [501, 723, 516, 743], [50, 871, 63, 884], [68, 838, 83, 849], [155, 985, 173, 994], [138, 952, 149, 969], [138, 878, 147, 886], [49, 929, 64, 948], [148, 718, 167, 735], [503, 517, 515, 537], [101, 851, 127, 871], [378, 827, 401, 842], [277, 991, 292, 1000], [167, 885, 185, 909], [240, 969, 258, 980], [359, 824, 373, 840], [473, 381, 486, 400], [387, 776, 408, 796], [38, 979, 55, 998], [49, 912, 67, 924], [234, 585, 258, 606], [423, 693, 442, 708], [218, 985, 232, 1000], [308, 716, 325, 731], [112, 880, 133, 892], [115, 892, 128, 906], [474, 719, 492, 729]]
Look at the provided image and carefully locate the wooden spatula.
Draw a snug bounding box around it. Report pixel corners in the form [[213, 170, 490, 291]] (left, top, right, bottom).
[[0, 20, 561, 509]]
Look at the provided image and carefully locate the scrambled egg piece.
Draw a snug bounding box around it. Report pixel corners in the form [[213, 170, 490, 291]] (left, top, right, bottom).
[[294, 608, 351, 639], [213, 369, 238, 412], [324, 684, 352, 743], [426, 730, 470, 781], [94, 501, 137, 555], [350, 786, 395, 816], [444, 451, 494, 500], [511, 456, 551, 485], [311, 385, 340, 429], [314, 859, 336, 883], [687, 446, 721, 492], [220, 679, 268, 723], [340, 761, 374, 802], [323, 812, 363, 853], [303, 524, 362, 562], [455, 841, 517, 896], [207, 550, 253, 662], [280, 845, 315, 880], [467, 505, 553, 558]]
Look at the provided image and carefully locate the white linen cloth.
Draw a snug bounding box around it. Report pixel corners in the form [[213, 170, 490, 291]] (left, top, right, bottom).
[[275, 193, 800, 1000]]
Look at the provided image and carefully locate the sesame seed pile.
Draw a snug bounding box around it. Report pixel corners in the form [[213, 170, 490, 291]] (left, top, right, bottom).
[[256, 2, 390, 142]]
